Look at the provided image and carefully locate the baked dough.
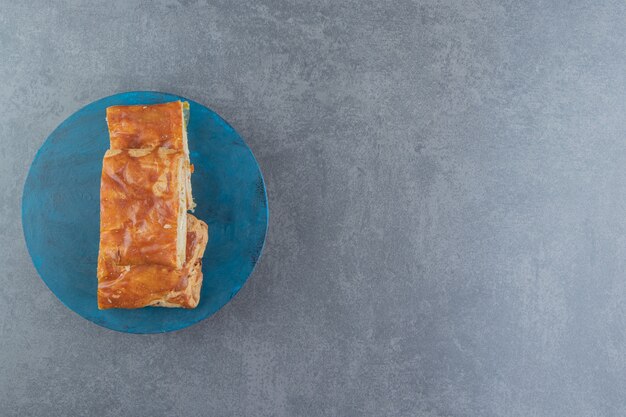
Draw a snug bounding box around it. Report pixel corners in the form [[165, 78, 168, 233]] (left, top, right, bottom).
[[99, 148, 187, 269], [98, 214, 208, 309], [106, 101, 195, 210], [98, 101, 208, 310]]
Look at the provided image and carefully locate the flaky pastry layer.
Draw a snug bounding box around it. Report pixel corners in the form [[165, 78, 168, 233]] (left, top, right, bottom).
[[99, 148, 187, 269], [106, 101, 195, 210], [98, 214, 208, 309]]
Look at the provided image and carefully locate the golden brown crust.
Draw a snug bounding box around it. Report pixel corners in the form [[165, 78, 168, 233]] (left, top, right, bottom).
[[98, 214, 208, 309], [106, 101, 195, 210], [106, 101, 185, 150], [98, 102, 205, 310], [99, 148, 186, 269]]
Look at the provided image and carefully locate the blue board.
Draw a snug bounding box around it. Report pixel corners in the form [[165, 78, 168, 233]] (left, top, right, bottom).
[[22, 91, 268, 333]]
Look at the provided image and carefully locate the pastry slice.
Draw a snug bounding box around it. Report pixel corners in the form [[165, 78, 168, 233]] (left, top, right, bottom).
[[106, 101, 195, 210], [98, 214, 208, 309], [98, 148, 187, 269]]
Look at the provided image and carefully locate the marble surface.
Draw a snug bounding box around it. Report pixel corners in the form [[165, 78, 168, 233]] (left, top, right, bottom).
[[2, 1, 626, 416]]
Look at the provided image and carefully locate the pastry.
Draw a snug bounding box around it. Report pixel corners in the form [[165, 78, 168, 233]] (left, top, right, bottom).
[[106, 101, 195, 210], [97, 101, 208, 309], [98, 214, 208, 309], [98, 147, 188, 269]]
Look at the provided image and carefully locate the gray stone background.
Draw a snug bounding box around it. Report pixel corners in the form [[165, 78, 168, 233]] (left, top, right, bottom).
[[1, 1, 626, 416]]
